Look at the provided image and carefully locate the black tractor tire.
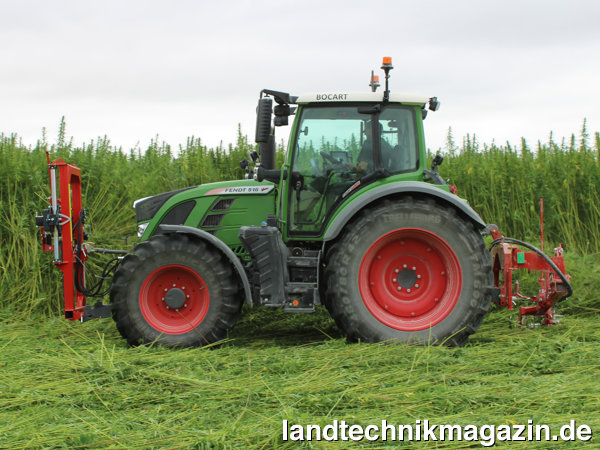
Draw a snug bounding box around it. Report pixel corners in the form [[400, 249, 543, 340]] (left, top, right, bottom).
[[110, 233, 242, 347], [324, 196, 493, 346]]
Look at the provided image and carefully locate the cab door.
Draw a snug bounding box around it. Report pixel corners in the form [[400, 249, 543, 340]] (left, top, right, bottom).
[[287, 103, 418, 237]]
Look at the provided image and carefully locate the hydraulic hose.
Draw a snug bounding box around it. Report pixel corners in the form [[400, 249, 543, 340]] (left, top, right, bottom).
[[72, 209, 127, 298], [488, 236, 573, 300], [74, 254, 122, 298]]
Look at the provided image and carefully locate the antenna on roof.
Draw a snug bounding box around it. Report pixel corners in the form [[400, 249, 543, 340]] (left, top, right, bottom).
[[369, 70, 380, 92]]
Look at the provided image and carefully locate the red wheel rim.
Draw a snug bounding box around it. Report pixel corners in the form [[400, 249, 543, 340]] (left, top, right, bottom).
[[358, 228, 462, 331], [139, 264, 210, 334]]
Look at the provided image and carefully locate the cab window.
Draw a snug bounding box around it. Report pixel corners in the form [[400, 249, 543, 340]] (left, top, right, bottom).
[[289, 104, 417, 234]]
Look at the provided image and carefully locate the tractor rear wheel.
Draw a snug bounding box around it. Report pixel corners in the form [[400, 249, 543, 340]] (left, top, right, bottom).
[[110, 234, 241, 347], [325, 197, 493, 345]]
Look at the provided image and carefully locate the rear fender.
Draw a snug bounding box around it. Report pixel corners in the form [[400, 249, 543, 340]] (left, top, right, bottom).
[[323, 181, 486, 242], [157, 225, 252, 306]]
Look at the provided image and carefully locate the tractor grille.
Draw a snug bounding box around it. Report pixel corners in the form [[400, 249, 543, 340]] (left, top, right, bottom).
[[160, 200, 196, 226], [200, 214, 225, 228], [211, 198, 235, 211], [200, 199, 235, 233]]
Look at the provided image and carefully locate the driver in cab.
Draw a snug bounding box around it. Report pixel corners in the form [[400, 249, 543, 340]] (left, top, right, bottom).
[[356, 121, 392, 174]]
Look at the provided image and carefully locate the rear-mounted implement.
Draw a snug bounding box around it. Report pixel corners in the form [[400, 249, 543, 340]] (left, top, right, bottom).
[[488, 200, 572, 326]]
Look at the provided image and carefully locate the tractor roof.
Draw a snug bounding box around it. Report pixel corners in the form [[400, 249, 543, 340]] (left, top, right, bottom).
[[295, 92, 430, 106]]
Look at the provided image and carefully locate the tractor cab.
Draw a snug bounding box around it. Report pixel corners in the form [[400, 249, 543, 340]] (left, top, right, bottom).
[[250, 59, 441, 239], [286, 97, 423, 235]]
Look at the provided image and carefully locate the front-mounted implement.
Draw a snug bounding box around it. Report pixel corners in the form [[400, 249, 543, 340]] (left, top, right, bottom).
[[35, 57, 573, 346], [35, 152, 123, 321]]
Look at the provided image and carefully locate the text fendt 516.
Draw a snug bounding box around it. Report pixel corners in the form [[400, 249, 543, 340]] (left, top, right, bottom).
[[36, 57, 572, 347]]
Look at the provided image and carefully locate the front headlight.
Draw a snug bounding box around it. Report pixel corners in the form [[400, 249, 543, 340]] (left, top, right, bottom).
[[137, 222, 150, 238]]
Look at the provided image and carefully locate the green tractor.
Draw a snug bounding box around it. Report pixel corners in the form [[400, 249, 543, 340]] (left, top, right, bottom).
[[109, 57, 497, 347], [38, 58, 571, 347]]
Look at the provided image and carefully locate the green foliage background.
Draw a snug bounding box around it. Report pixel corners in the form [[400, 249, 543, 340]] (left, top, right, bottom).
[[1, 118, 599, 315], [1, 119, 600, 448]]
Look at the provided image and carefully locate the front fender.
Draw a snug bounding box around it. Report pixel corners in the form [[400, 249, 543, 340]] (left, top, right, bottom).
[[323, 181, 486, 241], [158, 225, 252, 306]]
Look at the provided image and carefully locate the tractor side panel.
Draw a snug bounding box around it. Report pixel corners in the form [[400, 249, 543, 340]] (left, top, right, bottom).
[[142, 180, 277, 255], [201, 194, 277, 254]]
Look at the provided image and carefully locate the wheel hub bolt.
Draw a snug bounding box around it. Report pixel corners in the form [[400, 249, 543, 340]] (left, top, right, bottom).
[[407, 288, 411, 293], [397, 286, 402, 291], [415, 284, 419, 288]]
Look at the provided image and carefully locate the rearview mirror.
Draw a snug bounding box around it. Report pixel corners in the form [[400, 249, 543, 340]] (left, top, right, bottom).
[[255, 97, 273, 143]]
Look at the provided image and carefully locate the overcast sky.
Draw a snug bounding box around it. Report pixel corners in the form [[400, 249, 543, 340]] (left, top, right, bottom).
[[1, 1, 599, 153]]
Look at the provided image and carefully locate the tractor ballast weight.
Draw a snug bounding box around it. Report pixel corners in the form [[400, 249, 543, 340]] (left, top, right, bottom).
[[36, 57, 573, 345]]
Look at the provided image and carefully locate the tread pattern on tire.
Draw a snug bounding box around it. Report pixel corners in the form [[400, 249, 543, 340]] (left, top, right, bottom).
[[110, 233, 241, 347], [324, 196, 494, 346]]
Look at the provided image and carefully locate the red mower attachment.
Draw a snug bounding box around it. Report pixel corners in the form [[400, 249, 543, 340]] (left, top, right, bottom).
[[35, 152, 124, 321], [487, 201, 572, 326]]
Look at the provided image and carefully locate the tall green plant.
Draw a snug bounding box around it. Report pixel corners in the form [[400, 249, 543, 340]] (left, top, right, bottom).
[[1, 119, 599, 316]]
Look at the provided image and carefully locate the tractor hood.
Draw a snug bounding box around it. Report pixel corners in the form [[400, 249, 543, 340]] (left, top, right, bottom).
[[134, 179, 278, 243], [134, 186, 196, 223], [133, 180, 276, 223]]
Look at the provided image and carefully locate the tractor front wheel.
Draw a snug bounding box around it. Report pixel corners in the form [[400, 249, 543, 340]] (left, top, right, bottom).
[[110, 234, 241, 347], [325, 197, 493, 345]]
